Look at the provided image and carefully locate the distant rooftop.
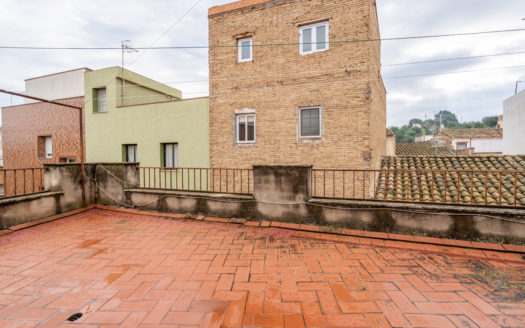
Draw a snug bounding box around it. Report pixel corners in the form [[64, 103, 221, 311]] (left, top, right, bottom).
[[379, 155, 525, 206], [396, 141, 455, 157], [437, 128, 503, 139]]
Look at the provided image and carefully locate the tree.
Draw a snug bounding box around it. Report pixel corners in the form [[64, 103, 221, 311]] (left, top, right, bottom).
[[482, 116, 498, 128], [389, 110, 501, 143], [408, 118, 423, 128], [435, 110, 459, 129]]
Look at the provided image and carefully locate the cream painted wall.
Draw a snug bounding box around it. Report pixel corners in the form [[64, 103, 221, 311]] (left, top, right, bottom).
[[85, 67, 209, 168], [25, 68, 88, 103], [504, 90, 525, 155]]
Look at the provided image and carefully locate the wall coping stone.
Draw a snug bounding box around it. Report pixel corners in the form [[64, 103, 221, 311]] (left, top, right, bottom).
[[0, 191, 64, 206], [44, 162, 139, 167], [253, 165, 313, 169], [125, 188, 254, 200], [309, 198, 525, 217]]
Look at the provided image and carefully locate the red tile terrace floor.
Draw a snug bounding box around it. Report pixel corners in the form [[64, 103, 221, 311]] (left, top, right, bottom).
[[0, 208, 524, 327]]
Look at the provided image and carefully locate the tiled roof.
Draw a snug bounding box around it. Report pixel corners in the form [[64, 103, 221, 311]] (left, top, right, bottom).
[[437, 128, 503, 139], [396, 141, 455, 157], [386, 128, 395, 137], [208, 0, 270, 16], [376, 155, 525, 206]]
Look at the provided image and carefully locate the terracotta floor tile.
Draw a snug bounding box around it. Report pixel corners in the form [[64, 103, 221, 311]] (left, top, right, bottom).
[[0, 208, 523, 328]]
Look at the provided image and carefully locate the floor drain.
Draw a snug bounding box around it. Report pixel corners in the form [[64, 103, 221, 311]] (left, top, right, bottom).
[[67, 313, 83, 322]]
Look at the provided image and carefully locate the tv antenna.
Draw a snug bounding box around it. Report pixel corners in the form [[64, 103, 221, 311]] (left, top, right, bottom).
[[121, 40, 138, 104]]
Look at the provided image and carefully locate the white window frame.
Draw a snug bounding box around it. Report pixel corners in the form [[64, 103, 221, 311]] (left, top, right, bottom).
[[299, 106, 322, 139], [44, 136, 53, 159], [236, 114, 256, 144], [456, 142, 468, 150], [238, 37, 253, 62], [299, 21, 329, 55]]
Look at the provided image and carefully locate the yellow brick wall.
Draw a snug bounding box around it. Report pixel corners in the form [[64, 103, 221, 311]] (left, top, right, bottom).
[[209, 0, 386, 169]]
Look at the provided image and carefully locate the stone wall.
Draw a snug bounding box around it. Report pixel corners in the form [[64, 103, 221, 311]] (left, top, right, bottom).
[[208, 0, 386, 170]]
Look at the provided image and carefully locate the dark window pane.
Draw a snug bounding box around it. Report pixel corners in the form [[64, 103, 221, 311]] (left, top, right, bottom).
[[238, 117, 246, 142], [247, 116, 255, 141], [301, 108, 320, 137]]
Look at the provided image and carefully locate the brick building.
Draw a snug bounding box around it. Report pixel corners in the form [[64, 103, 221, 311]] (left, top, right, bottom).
[[1, 69, 87, 169], [208, 0, 386, 169]]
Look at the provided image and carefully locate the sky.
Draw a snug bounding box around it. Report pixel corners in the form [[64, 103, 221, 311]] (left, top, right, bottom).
[[0, 0, 524, 127]]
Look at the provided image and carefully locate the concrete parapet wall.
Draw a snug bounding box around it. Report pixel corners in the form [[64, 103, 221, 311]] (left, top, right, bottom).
[[2, 163, 524, 244], [0, 192, 63, 229], [0, 163, 138, 230]]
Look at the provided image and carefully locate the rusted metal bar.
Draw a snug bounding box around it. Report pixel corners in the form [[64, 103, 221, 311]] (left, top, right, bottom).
[[418, 171, 422, 202], [332, 170, 335, 198], [431, 171, 435, 201], [342, 171, 345, 199], [514, 172, 518, 207], [443, 171, 447, 203], [485, 172, 488, 205], [323, 170, 326, 198], [499, 172, 502, 205], [457, 171, 460, 204], [226, 169, 229, 193], [362, 171, 366, 199], [470, 171, 474, 205], [14, 170, 17, 196], [353, 171, 355, 198]]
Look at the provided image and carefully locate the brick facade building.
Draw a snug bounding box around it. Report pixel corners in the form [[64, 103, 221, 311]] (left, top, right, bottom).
[[1, 97, 83, 169], [208, 0, 386, 169], [1, 69, 87, 169]]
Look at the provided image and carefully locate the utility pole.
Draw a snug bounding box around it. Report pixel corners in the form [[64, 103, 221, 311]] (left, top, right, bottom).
[[516, 81, 524, 95], [121, 40, 138, 106]]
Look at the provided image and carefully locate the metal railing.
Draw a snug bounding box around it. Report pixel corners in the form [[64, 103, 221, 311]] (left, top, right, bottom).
[[0, 168, 45, 198], [312, 169, 525, 208], [138, 167, 253, 195]]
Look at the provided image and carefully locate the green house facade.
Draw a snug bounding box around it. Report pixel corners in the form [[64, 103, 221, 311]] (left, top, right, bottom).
[[84, 67, 209, 168]]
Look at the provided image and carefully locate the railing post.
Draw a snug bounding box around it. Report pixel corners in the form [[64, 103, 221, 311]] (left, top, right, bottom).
[[499, 172, 502, 206], [514, 172, 518, 207]]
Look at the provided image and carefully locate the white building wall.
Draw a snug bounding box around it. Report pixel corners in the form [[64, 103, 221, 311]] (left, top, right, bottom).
[[415, 135, 433, 142], [24, 68, 89, 103], [452, 138, 503, 153], [504, 90, 525, 155]]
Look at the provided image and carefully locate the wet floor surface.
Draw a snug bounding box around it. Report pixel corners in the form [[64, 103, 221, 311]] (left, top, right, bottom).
[[0, 208, 524, 327]]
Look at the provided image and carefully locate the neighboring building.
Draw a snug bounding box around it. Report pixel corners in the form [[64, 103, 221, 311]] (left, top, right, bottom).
[[85, 67, 209, 168], [415, 135, 434, 143], [208, 0, 386, 169], [0, 126, 3, 167], [396, 141, 455, 157], [497, 114, 503, 129], [24, 68, 90, 104], [504, 90, 525, 155], [386, 128, 396, 156], [1, 69, 87, 169], [434, 128, 503, 155]]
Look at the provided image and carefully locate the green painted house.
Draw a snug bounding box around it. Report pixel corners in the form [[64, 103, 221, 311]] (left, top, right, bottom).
[[84, 67, 209, 168]]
